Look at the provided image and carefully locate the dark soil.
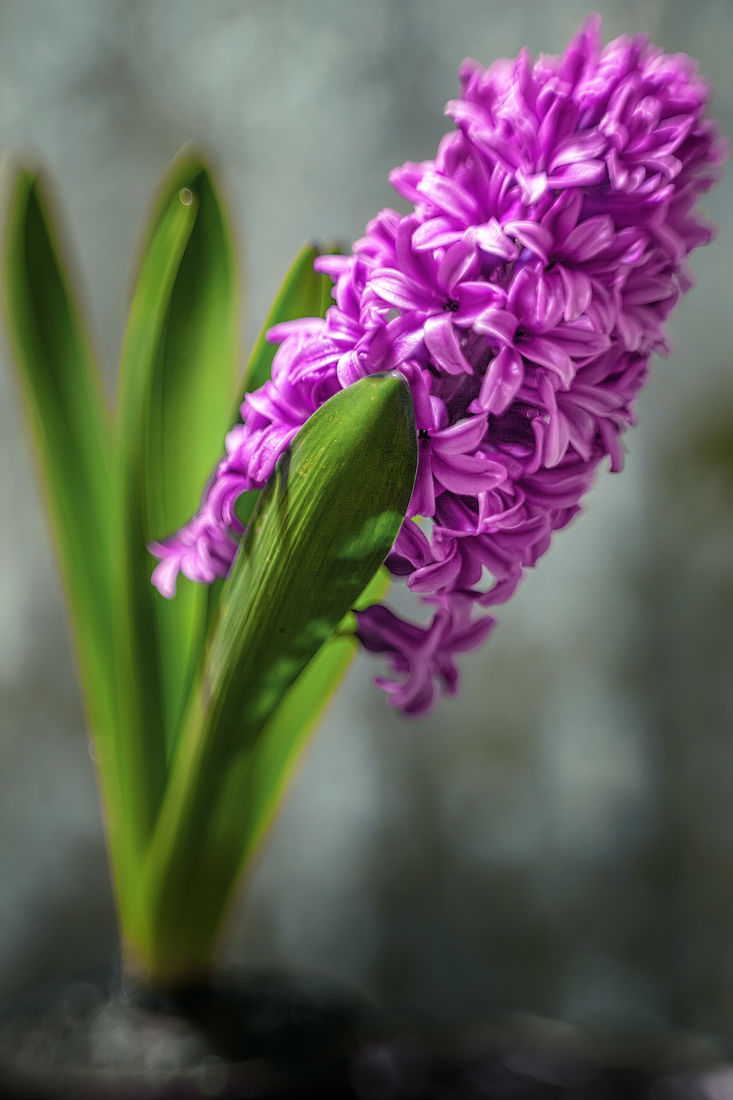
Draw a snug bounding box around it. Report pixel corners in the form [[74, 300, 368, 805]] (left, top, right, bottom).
[[0, 971, 731, 1099]]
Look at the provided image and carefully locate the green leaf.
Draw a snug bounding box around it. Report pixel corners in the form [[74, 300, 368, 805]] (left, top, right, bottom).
[[142, 155, 240, 746], [136, 373, 416, 984], [211, 241, 355, 862], [114, 152, 239, 875], [234, 564, 391, 872], [1, 166, 121, 838]]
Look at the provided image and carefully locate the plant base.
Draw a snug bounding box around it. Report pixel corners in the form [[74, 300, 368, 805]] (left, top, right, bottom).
[[1, 970, 731, 1099]]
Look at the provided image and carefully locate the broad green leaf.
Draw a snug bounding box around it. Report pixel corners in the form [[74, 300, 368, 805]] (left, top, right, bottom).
[[207, 242, 357, 850], [114, 152, 239, 873], [136, 373, 416, 983], [234, 565, 391, 873], [1, 167, 121, 838]]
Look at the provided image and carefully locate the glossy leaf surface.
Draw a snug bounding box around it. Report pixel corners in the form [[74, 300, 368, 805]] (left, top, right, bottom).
[[138, 373, 416, 983]]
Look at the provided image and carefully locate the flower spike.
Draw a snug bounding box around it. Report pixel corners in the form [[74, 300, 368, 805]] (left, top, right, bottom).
[[151, 18, 726, 714]]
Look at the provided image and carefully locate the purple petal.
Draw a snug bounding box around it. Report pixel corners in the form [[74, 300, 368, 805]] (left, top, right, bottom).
[[437, 238, 478, 294], [392, 518, 433, 568], [150, 555, 181, 600], [519, 336, 574, 386], [455, 281, 507, 324], [433, 414, 488, 455], [408, 547, 463, 594], [447, 612, 496, 653], [544, 408, 571, 467], [549, 130, 607, 171], [561, 215, 615, 262], [503, 220, 554, 265], [266, 317, 324, 347], [369, 271, 433, 311], [474, 307, 518, 344], [412, 216, 463, 251], [432, 452, 507, 494], [475, 347, 524, 414], [416, 172, 480, 221], [623, 276, 675, 305], [546, 161, 607, 188], [424, 314, 473, 375], [474, 218, 519, 260], [516, 170, 549, 205], [409, 447, 436, 516], [549, 323, 611, 361], [422, 312, 473, 376], [356, 604, 424, 654], [558, 266, 592, 319]]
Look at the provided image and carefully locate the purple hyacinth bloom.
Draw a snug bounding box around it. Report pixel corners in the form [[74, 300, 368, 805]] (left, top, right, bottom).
[[150, 16, 726, 714]]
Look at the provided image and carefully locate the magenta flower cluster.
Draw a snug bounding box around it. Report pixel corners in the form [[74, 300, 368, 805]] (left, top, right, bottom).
[[151, 18, 725, 715]]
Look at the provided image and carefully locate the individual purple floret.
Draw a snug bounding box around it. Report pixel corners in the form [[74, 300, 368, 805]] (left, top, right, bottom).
[[150, 16, 725, 715]]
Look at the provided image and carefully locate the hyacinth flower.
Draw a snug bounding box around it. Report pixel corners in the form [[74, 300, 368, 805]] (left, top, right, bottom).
[[151, 16, 726, 716], [3, 17, 725, 992]]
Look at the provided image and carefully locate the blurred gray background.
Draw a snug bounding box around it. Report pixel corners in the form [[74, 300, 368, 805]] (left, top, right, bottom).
[[1, 0, 732, 1035]]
